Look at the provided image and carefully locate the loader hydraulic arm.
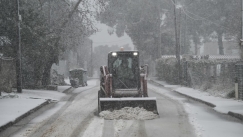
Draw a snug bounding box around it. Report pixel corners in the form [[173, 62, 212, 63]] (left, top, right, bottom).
[[140, 64, 148, 97], [100, 66, 112, 97]]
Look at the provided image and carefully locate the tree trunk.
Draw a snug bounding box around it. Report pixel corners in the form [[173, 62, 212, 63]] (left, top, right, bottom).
[[195, 42, 198, 55], [42, 60, 53, 86], [217, 31, 224, 55], [193, 33, 198, 55], [154, 36, 159, 59], [40, 0, 84, 85], [34, 64, 43, 87]]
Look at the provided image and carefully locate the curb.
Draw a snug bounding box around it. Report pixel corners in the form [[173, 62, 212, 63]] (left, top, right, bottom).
[[149, 80, 216, 107], [172, 90, 216, 107], [62, 87, 72, 93], [148, 80, 165, 87], [228, 111, 243, 121], [0, 100, 50, 133], [174, 90, 243, 121], [149, 79, 243, 121]]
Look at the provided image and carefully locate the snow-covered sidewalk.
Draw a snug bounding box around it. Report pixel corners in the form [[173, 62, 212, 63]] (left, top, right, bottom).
[[0, 85, 71, 132], [150, 79, 243, 121]]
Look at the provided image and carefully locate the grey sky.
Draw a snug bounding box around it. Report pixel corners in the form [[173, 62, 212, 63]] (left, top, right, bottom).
[[89, 23, 134, 49]]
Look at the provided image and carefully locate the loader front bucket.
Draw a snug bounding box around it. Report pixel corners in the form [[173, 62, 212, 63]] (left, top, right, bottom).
[[99, 97, 158, 114]]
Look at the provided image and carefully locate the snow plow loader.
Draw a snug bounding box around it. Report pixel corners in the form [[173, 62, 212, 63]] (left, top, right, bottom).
[[98, 50, 158, 114]]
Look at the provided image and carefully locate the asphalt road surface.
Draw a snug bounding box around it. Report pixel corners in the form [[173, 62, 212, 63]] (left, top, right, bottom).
[[1, 80, 242, 137]]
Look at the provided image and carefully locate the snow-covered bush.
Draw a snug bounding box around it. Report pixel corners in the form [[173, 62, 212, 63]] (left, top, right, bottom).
[[156, 58, 179, 84], [185, 60, 237, 97], [156, 57, 239, 98]]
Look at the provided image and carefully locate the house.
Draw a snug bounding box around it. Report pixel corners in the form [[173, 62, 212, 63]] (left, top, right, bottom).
[[199, 41, 240, 56]]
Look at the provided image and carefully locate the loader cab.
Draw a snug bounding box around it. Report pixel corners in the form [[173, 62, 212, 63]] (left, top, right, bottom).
[[108, 51, 140, 90]]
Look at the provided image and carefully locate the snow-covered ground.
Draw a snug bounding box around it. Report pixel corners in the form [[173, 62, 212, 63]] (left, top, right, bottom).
[[11, 79, 99, 137], [175, 87, 243, 114], [0, 86, 68, 128], [99, 107, 159, 120], [72, 79, 98, 94], [151, 79, 243, 116], [64, 78, 71, 85], [1, 78, 243, 137], [149, 80, 243, 137], [58, 86, 71, 92], [184, 103, 243, 137], [0, 96, 45, 127]]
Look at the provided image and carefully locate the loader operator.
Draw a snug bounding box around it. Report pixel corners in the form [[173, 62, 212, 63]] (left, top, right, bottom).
[[117, 58, 134, 88]]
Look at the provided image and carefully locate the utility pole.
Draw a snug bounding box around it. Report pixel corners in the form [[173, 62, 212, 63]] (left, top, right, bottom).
[[178, 9, 181, 57], [158, 17, 162, 58], [178, 8, 181, 56], [173, 0, 178, 59], [241, 0, 243, 59], [184, 15, 187, 54], [158, 1, 162, 58], [90, 40, 93, 77], [16, 0, 22, 93], [49, 0, 51, 25], [173, 0, 181, 84], [178, 8, 182, 84]]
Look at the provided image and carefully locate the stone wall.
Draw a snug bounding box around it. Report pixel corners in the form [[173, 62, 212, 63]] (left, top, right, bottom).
[[0, 57, 15, 95]]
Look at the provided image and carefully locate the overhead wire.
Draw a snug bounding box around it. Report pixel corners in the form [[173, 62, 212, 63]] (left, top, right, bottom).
[[168, 0, 204, 21], [180, 8, 203, 21], [168, 0, 231, 31], [182, 7, 231, 31], [95, 0, 232, 44]]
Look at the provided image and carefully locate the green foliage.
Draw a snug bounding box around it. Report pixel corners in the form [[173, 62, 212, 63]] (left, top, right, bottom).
[[99, 0, 176, 59], [0, 0, 18, 57], [99, 0, 242, 57], [161, 33, 176, 55], [0, 0, 53, 86], [99, 0, 241, 56], [184, 0, 241, 55], [0, 0, 100, 87]]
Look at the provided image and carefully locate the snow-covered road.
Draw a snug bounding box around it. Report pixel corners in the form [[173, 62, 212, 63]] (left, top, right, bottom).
[[149, 84, 243, 137], [3, 80, 243, 137]]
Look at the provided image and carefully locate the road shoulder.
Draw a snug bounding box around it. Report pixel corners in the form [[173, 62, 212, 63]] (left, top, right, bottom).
[[149, 79, 243, 121], [0, 86, 71, 132]]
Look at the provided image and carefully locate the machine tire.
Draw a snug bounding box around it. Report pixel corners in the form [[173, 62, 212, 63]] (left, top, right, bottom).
[[137, 90, 143, 97], [99, 86, 106, 97], [143, 93, 148, 97]]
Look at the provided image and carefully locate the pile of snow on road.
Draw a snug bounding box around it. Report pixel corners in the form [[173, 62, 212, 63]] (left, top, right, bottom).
[[99, 107, 159, 120]]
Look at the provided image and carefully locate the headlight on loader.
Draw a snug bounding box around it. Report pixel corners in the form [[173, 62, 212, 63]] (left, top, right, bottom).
[[133, 52, 138, 56], [112, 52, 117, 57]]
